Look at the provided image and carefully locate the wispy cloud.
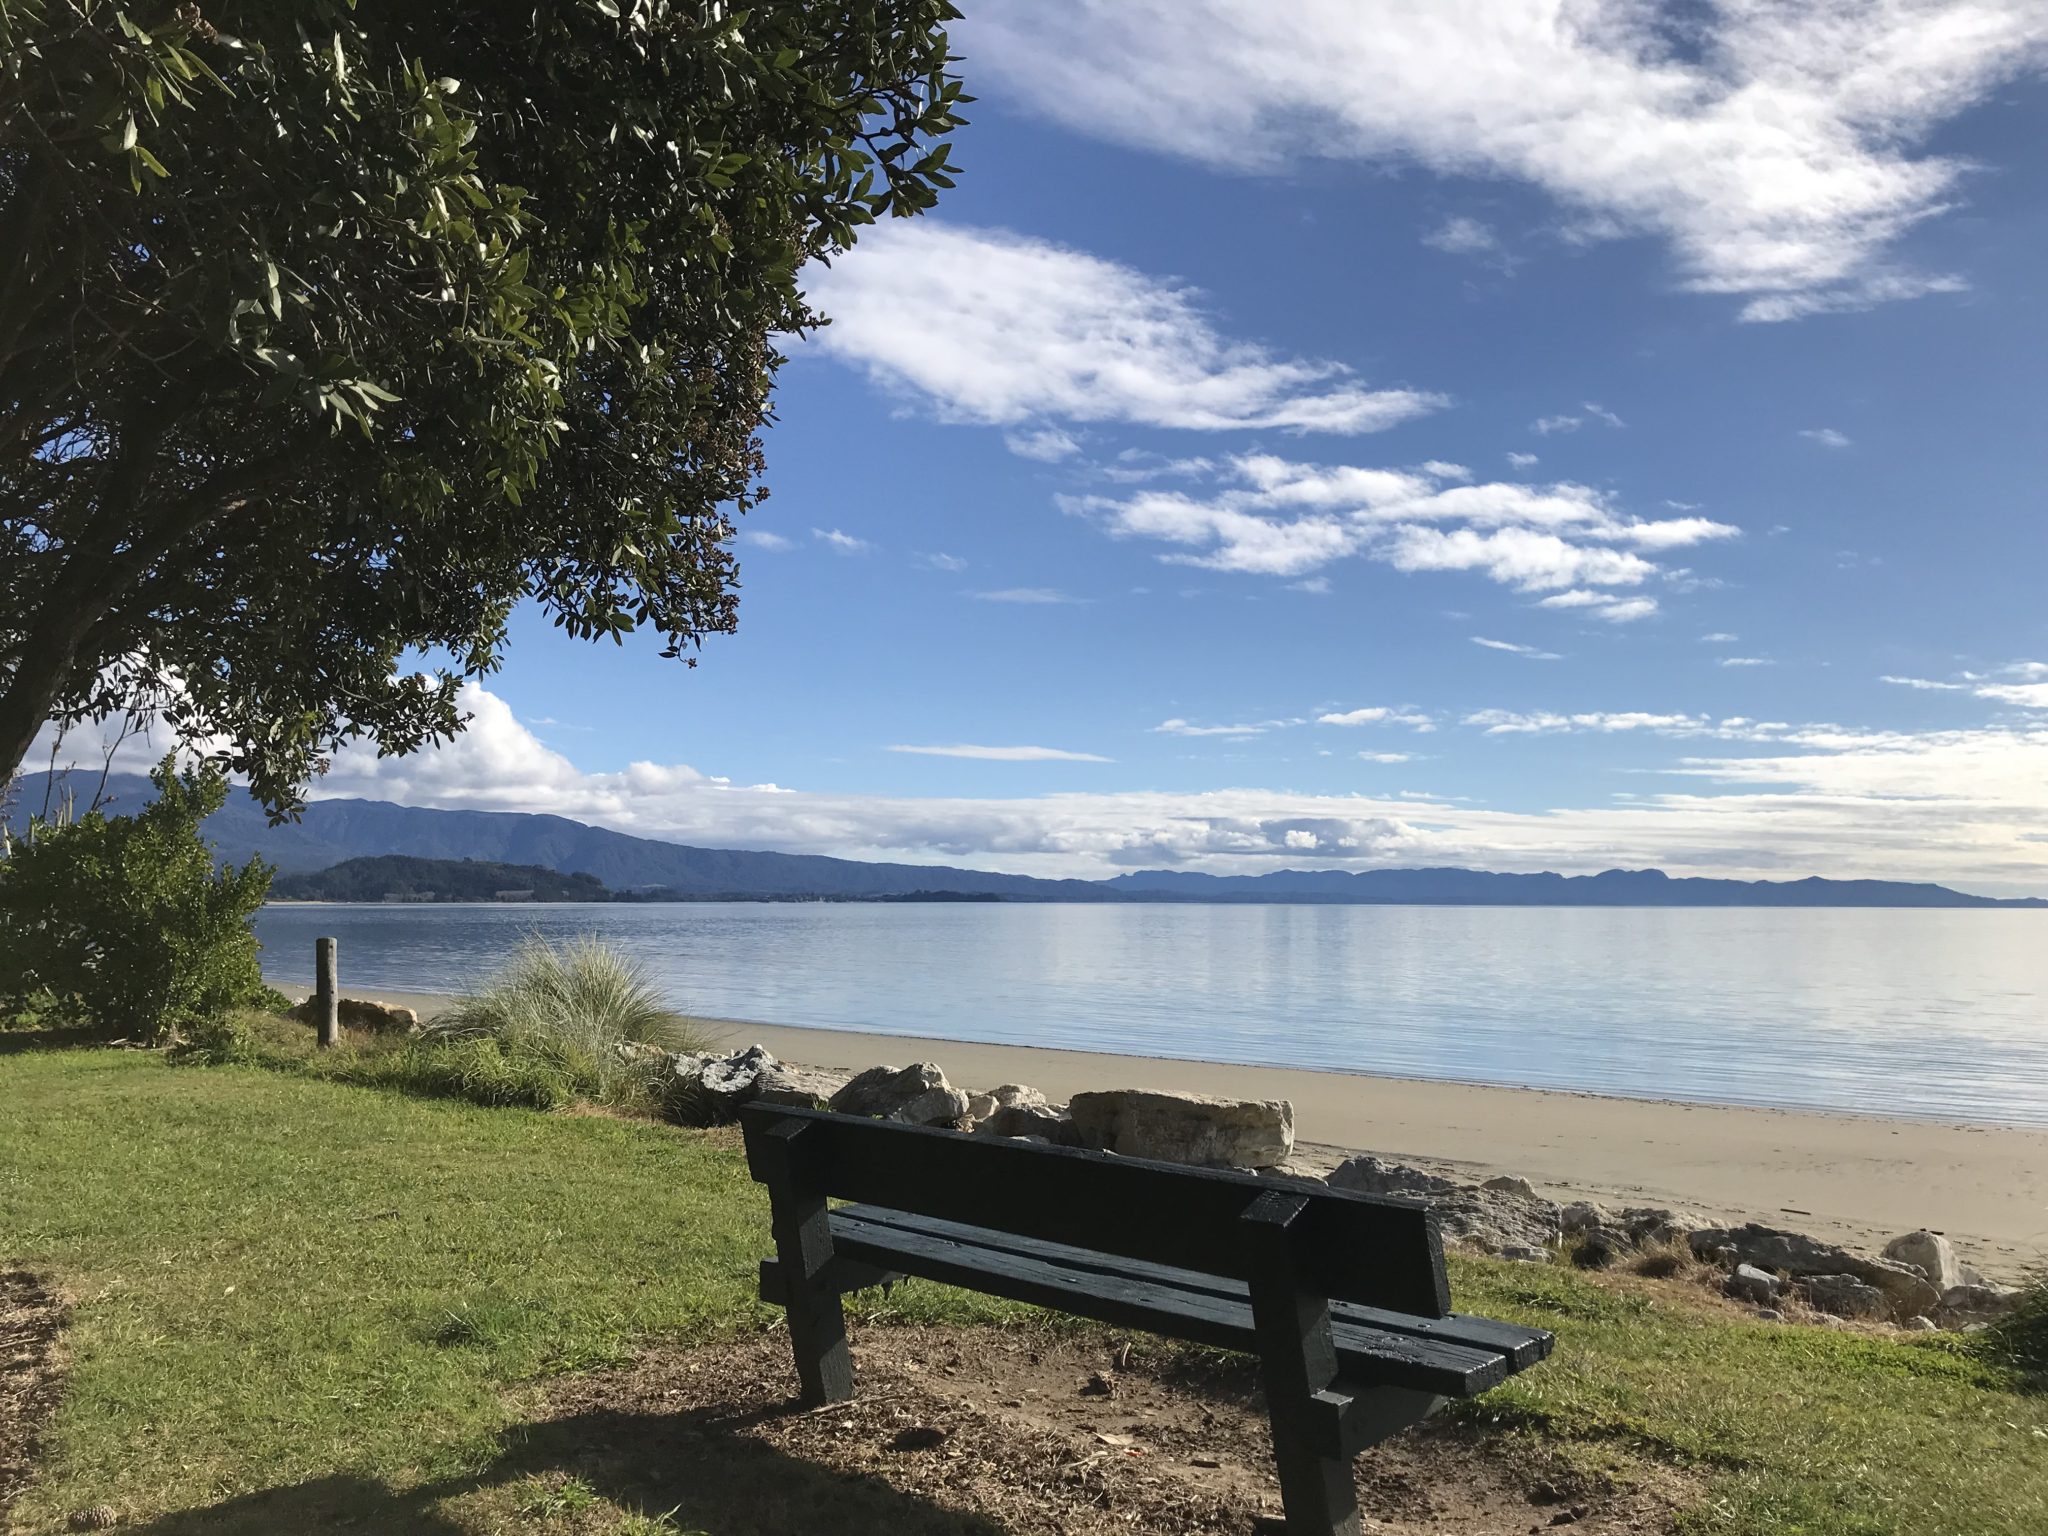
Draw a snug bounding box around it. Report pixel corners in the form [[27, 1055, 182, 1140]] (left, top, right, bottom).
[[1465, 709, 1706, 735], [1317, 706, 1434, 730], [1506, 451, 1539, 469], [973, 587, 1085, 605], [1471, 636, 1562, 659], [888, 744, 1112, 763], [813, 528, 871, 554], [1720, 656, 1774, 668], [1538, 590, 1659, 623], [962, 1, 2046, 320], [807, 221, 1446, 435], [916, 551, 969, 572], [1357, 751, 1414, 764], [1799, 427, 1853, 449], [741, 530, 795, 552], [1153, 717, 1285, 738], [1004, 425, 1081, 462], [1881, 674, 1968, 692]]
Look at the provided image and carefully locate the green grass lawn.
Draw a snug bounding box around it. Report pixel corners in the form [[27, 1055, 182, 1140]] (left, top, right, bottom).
[[2, 1045, 2044, 1535]]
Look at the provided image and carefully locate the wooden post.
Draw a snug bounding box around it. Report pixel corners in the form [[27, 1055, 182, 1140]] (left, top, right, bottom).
[[752, 1119, 854, 1407], [1243, 1189, 1361, 1536], [314, 937, 339, 1049]]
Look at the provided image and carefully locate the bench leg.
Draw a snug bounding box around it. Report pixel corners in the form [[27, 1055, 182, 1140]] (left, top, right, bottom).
[[756, 1123, 854, 1407], [1242, 1192, 1362, 1536]]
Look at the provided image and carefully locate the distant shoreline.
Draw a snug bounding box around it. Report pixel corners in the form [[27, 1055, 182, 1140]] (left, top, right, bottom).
[[269, 978, 2048, 1283]]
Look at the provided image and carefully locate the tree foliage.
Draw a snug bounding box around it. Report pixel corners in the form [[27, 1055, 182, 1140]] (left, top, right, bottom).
[[0, 754, 272, 1041], [0, 0, 966, 811]]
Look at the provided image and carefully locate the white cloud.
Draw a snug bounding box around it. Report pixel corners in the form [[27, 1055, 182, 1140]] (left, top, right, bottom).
[[1506, 452, 1539, 469], [1471, 636, 1562, 659], [1153, 717, 1278, 738], [1317, 706, 1434, 729], [1720, 656, 1774, 668], [888, 744, 1112, 763], [300, 684, 2048, 890], [806, 221, 1446, 434], [1800, 427, 1853, 449], [1064, 454, 1737, 591], [1531, 414, 1584, 436], [1385, 526, 1656, 591], [1979, 683, 2048, 709], [1421, 215, 1501, 256], [973, 587, 1085, 605], [1881, 674, 1969, 691], [962, 1, 2048, 319], [917, 551, 969, 572], [1420, 460, 1471, 481], [741, 530, 795, 552], [1289, 576, 1332, 595], [1702, 632, 1739, 644], [1005, 425, 1081, 462], [1537, 589, 1659, 623], [1465, 709, 1708, 735], [813, 528, 871, 554], [1358, 751, 1414, 764]]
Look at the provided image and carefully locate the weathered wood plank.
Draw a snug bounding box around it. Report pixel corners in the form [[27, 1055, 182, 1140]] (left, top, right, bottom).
[[739, 1104, 1449, 1317], [835, 1205, 1552, 1370], [762, 1217, 1511, 1397]]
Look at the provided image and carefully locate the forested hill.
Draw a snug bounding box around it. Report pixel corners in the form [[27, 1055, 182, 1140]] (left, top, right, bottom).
[[10, 772, 2045, 907], [270, 856, 610, 903]]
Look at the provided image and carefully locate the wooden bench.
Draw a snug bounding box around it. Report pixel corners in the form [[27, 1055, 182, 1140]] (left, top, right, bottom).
[[741, 1103, 1552, 1536]]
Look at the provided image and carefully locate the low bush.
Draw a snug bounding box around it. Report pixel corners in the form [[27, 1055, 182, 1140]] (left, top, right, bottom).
[[0, 757, 272, 1043], [1976, 1275, 2048, 1383]]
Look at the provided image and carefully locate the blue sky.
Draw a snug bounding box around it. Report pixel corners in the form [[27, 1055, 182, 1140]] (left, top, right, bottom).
[[52, 2, 2048, 890]]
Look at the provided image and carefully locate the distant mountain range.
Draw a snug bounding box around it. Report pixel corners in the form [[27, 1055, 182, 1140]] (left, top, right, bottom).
[[10, 770, 2046, 908]]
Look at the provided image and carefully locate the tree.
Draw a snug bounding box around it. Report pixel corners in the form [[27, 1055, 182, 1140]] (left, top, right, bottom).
[[0, 1, 966, 813], [0, 755, 272, 1041]]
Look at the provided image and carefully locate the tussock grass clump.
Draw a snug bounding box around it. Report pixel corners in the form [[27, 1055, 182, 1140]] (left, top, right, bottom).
[[413, 937, 713, 1111], [1975, 1275, 2048, 1384]]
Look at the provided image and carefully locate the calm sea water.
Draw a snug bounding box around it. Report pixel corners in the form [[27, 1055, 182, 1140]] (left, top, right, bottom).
[[254, 902, 2048, 1127]]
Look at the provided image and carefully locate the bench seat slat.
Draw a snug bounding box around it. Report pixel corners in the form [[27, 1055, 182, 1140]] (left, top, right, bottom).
[[837, 1205, 1553, 1372], [822, 1210, 1512, 1398]]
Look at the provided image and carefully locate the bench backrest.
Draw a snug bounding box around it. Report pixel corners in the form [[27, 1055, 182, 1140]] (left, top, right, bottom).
[[740, 1104, 1450, 1318]]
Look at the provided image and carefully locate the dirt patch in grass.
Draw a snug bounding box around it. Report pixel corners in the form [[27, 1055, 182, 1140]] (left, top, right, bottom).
[[520, 1322, 1700, 1534], [0, 1271, 68, 1525]]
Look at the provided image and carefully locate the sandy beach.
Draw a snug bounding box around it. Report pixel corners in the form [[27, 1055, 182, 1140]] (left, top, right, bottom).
[[336, 986, 2048, 1283]]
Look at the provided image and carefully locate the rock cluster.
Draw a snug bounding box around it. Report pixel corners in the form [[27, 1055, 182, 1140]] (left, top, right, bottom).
[[288, 996, 420, 1034], [647, 1043, 2023, 1335]]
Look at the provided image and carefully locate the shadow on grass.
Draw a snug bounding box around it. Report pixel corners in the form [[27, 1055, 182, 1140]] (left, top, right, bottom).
[[0, 1028, 118, 1056], [125, 1400, 1012, 1536]]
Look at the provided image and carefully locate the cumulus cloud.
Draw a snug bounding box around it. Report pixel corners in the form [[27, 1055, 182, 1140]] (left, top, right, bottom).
[[1506, 451, 1539, 469], [888, 744, 1112, 763], [279, 684, 2048, 890], [960, 1, 2048, 319], [806, 222, 1445, 435], [741, 530, 795, 552], [1061, 454, 1737, 592]]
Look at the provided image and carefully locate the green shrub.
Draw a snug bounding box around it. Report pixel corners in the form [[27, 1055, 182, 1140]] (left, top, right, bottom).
[[1976, 1277, 2048, 1384], [421, 936, 711, 1110], [0, 757, 272, 1044]]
